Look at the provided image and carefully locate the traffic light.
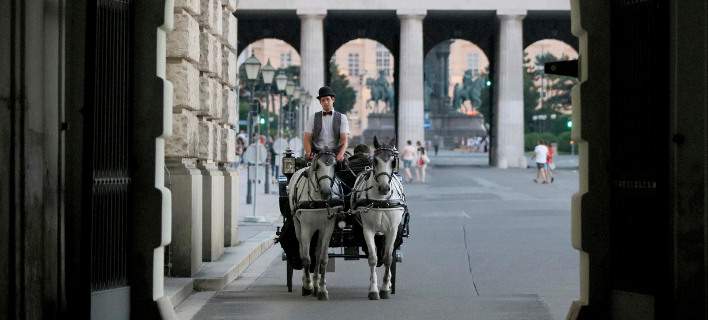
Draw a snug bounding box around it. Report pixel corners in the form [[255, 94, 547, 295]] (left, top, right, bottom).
[[566, 120, 573, 128]]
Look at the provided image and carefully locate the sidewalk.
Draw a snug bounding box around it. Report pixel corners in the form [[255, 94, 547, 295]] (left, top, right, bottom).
[[168, 165, 283, 320], [429, 150, 579, 169]]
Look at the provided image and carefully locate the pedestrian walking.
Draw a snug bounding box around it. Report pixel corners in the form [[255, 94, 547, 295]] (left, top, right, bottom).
[[416, 148, 430, 183], [415, 141, 423, 181], [545, 142, 556, 183], [401, 140, 417, 183], [533, 140, 549, 184]]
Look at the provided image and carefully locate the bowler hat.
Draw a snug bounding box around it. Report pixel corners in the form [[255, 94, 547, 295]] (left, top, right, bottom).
[[316, 86, 336, 99]]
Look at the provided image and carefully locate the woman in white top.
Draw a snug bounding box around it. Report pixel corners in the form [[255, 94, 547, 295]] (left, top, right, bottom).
[[401, 140, 417, 183]]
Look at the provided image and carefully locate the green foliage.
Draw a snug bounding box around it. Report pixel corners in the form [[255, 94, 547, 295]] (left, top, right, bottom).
[[524, 51, 578, 134], [557, 131, 573, 153], [328, 61, 356, 114], [524, 132, 559, 151]]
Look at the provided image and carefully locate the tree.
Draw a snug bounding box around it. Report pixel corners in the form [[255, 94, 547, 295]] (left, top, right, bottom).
[[328, 61, 356, 114]]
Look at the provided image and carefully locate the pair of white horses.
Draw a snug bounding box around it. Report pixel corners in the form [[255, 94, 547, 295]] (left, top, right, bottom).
[[287, 137, 406, 301]]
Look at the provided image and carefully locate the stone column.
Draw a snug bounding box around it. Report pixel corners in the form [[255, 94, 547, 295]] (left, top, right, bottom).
[[397, 10, 426, 149], [493, 10, 527, 169], [166, 158, 203, 276], [298, 8, 326, 135], [199, 160, 225, 261]]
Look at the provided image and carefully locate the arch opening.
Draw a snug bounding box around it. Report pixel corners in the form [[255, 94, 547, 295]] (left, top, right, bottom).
[[328, 38, 396, 145], [424, 39, 491, 154], [523, 39, 579, 154], [237, 38, 302, 140]]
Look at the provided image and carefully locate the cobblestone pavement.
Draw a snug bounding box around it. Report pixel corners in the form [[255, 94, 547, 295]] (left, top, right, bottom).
[[193, 165, 579, 320]]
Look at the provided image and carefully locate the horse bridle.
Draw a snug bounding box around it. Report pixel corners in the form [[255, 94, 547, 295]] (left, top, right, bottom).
[[308, 150, 337, 194], [372, 146, 399, 187]]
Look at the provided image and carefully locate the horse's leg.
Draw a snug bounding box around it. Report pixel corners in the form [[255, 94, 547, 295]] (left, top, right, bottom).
[[299, 222, 313, 296], [312, 231, 321, 298], [362, 227, 379, 300], [317, 219, 336, 301], [380, 227, 399, 299]]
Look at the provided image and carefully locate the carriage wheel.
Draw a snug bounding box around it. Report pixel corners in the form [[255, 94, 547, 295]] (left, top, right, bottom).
[[286, 260, 293, 292], [391, 250, 398, 294]]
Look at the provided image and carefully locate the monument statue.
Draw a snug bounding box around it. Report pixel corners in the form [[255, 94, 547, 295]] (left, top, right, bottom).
[[452, 70, 486, 111], [365, 70, 395, 114]]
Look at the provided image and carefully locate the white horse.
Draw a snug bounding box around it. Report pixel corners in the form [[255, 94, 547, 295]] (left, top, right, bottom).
[[351, 137, 406, 300], [288, 149, 344, 300]]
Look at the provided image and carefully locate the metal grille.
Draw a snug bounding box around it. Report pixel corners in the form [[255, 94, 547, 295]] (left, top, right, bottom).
[[88, 0, 132, 291]]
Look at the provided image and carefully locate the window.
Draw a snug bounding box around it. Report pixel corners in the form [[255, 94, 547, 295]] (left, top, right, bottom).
[[280, 51, 292, 68], [467, 53, 480, 77], [376, 44, 391, 76], [348, 53, 360, 76]]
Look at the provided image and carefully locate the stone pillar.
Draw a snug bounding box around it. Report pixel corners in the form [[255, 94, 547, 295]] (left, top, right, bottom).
[[199, 160, 225, 261], [298, 8, 326, 135], [166, 158, 203, 276], [492, 10, 527, 169], [397, 10, 426, 149], [221, 164, 240, 246]]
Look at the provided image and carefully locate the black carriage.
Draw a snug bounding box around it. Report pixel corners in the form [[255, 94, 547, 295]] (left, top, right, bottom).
[[275, 149, 410, 294]]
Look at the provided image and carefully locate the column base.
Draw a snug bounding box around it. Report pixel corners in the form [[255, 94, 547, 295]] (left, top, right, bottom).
[[220, 164, 240, 247], [166, 158, 203, 277], [198, 160, 225, 262]]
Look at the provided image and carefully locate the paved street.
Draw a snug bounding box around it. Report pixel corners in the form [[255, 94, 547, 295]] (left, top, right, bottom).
[[193, 166, 579, 320]]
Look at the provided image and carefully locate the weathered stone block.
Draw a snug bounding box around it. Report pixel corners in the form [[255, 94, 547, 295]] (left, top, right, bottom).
[[213, 0, 223, 39], [211, 78, 224, 119], [175, 0, 200, 15], [198, 75, 213, 116], [223, 0, 238, 12], [222, 86, 235, 126], [221, 46, 237, 88], [226, 128, 236, 163], [197, 119, 215, 160], [198, 0, 222, 37], [212, 38, 223, 78], [166, 109, 199, 158], [199, 31, 217, 74], [167, 60, 200, 111], [222, 9, 237, 49], [232, 83, 239, 127], [216, 126, 226, 163], [168, 11, 200, 63]]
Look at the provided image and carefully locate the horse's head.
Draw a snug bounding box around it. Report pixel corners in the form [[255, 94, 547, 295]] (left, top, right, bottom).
[[310, 147, 337, 198], [372, 136, 399, 195]]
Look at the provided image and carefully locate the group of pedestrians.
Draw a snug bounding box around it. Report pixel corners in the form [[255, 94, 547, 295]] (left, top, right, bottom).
[[532, 140, 555, 184], [401, 140, 431, 184]]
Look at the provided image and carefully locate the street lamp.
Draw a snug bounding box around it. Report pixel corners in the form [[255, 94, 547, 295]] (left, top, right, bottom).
[[260, 59, 276, 195], [275, 72, 288, 140], [243, 54, 261, 205]]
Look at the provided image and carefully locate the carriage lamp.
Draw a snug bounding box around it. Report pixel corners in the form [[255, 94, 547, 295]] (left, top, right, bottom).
[[282, 148, 296, 175]]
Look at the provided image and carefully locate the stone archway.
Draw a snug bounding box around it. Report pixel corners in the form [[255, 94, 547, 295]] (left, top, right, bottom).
[[329, 38, 396, 145], [424, 39, 492, 154]]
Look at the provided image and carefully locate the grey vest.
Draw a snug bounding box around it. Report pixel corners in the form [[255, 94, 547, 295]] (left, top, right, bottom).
[[311, 111, 341, 151]]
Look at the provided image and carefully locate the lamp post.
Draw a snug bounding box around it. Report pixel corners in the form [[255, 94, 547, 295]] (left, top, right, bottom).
[[285, 79, 296, 138], [292, 86, 302, 136], [260, 59, 276, 195], [243, 54, 261, 205]]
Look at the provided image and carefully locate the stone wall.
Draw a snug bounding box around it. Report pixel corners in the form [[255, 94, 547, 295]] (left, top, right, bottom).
[[165, 0, 240, 275], [167, 0, 239, 159]]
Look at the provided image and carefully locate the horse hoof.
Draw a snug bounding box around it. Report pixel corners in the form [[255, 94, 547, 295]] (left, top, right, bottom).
[[380, 291, 391, 299], [368, 292, 380, 300], [317, 291, 329, 301], [302, 288, 312, 296]]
